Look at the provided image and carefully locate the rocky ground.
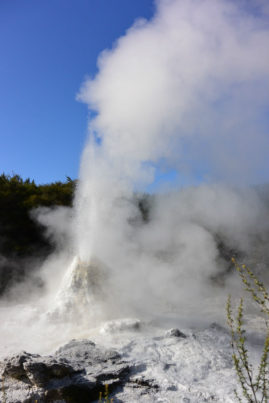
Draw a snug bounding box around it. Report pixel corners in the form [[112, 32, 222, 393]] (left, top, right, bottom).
[[1, 318, 255, 403]]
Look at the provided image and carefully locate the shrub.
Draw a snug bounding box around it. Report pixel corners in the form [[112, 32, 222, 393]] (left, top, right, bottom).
[[226, 259, 269, 402]]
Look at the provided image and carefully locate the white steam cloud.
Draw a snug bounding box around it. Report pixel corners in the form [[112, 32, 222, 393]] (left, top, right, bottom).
[[78, 0, 269, 185], [71, 0, 269, 320], [0, 0, 269, 356]]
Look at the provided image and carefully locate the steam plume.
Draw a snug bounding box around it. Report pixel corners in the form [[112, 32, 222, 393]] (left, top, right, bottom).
[[71, 0, 269, 318], [1, 0, 269, 356]]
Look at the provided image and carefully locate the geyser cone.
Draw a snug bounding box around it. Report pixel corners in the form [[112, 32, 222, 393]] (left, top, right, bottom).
[[47, 256, 109, 323]]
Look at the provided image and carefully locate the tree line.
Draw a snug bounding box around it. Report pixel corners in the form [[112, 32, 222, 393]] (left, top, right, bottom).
[[0, 173, 76, 294]]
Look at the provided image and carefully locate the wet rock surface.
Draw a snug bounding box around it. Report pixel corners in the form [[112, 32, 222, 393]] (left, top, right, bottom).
[[0, 339, 154, 403], [164, 328, 187, 338], [0, 322, 256, 402]]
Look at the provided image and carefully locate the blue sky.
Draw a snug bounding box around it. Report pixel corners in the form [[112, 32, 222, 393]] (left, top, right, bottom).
[[1, 0, 268, 188], [0, 0, 154, 184]]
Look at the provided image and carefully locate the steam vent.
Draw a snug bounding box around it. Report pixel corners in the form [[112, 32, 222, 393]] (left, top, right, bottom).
[[48, 257, 108, 322]]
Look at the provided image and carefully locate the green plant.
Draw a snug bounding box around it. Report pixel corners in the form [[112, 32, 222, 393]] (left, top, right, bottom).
[[98, 383, 114, 402], [227, 258, 269, 402]]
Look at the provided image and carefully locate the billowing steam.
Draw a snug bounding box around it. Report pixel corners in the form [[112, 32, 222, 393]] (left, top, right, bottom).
[[78, 0, 269, 185], [0, 0, 269, 356], [72, 0, 269, 314]]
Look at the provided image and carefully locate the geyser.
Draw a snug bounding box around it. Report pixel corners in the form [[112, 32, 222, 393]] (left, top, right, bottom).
[[47, 257, 108, 323], [70, 0, 269, 320], [0, 0, 269, 357]]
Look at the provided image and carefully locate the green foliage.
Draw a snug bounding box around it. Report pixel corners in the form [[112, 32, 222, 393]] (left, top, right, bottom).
[[98, 384, 113, 402], [227, 259, 269, 402], [0, 173, 76, 294], [0, 173, 76, 257]]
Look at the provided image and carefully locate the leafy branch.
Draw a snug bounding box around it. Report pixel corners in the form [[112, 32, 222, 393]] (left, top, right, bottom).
[[227, 259, 269, 402]]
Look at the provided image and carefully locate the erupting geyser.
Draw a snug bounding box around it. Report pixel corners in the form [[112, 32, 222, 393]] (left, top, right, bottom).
[[1, 1, 269, 400], [0, 0, 269, 359], [66, 0, 269, 325]]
